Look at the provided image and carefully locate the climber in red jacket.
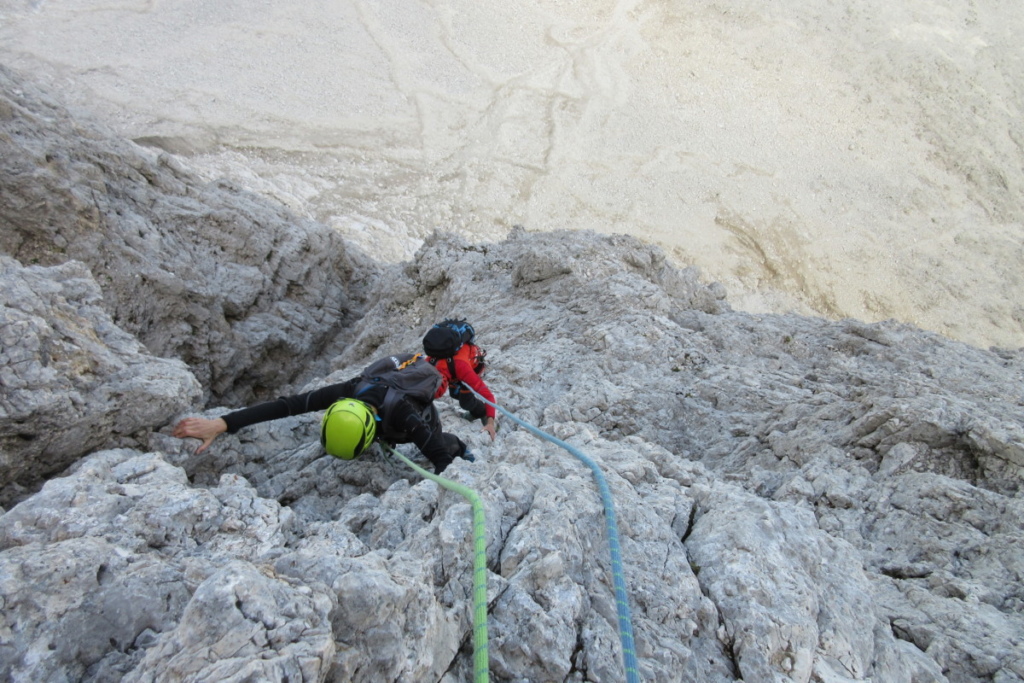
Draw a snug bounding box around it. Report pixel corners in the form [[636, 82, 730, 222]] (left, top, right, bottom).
[[423, 319, 499, 441]]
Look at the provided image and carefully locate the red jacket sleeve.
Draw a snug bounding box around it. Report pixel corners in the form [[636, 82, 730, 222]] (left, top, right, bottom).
[[453, 359, 496, 419]]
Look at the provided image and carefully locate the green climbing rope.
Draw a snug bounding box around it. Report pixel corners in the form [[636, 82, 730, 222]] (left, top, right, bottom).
[[467, 390, 642, 683], [384, 444, 490, 683]]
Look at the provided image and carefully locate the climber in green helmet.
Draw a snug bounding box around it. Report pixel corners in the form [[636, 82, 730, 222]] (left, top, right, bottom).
[[172, 352, 472, 473], [320, 398, 377, 460]]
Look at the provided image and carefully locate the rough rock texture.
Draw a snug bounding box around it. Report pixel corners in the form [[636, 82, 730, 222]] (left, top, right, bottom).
[[0, 65, 378, 406], [0, 255, 201, 505], [0, 450, 333, 682], [2, 69, 1023, 683], [315, 230, 1024, 682]]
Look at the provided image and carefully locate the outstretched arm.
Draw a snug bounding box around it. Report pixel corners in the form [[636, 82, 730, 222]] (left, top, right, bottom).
[[172, 417, 228, 454], [172, 378, 366, 454]]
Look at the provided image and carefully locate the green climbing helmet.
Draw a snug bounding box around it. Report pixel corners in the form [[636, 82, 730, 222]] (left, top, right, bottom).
[[320, 399, 377, 460]]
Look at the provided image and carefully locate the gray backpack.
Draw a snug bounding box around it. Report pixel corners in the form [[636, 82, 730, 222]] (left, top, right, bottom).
[[356, 353, 443, 441], [358, 352, 442, 404]]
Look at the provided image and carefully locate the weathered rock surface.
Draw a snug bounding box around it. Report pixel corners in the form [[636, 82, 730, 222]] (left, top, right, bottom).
[[0, 450, 333, 682], [0, 255, 201, 504], [2, 67, 1023, 683], [0, 65, 378, 407]]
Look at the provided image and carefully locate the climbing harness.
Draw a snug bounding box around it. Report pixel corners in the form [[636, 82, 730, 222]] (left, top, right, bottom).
[[384, 444, 490, 683], [465, 388, 641, 683]]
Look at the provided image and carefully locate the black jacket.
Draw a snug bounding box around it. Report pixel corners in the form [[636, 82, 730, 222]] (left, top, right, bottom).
[[221, 377, 463, 472]]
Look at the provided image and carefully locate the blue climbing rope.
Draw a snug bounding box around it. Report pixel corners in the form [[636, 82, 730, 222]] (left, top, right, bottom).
[[467, 389, 641, 683]]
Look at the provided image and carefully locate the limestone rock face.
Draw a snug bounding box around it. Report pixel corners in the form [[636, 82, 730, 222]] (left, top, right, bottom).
[[0, 65, 377, 406], [2, 68, 1023, 683], [313, 230, 1024, 682], [0, 256, 201, 504], [0, 450, 333, 682]]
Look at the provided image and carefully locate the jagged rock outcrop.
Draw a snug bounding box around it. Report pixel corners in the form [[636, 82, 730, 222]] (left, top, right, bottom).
[[312, 230, 1024, 682], [2, 68, 1023, 683], [0, 65, 378, 407], [0, 255, 201, 504], [0, 450, 334, 681]]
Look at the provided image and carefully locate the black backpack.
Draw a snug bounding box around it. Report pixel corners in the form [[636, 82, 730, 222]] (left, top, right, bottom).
[[422, 318, 476, 359], [357, 353, 442, 405], [355, 352, 444, 442]]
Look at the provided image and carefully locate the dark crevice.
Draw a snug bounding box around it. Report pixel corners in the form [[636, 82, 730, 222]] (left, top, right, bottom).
[[725, 631, 743, 680], [494, 508, 531, 576], [711, 601, 742, 679], [444, 616, 481, 682], [565, 627, 587, 680], [889, 617, 944, 658], [879, 564, 933, 580], [680, 502, 698, 543]]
